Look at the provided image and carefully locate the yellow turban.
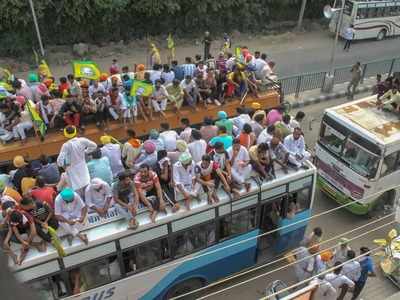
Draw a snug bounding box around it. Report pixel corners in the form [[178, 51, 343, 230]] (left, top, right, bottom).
[[64, 126, 77, 139], [100, 135, 112, 145]]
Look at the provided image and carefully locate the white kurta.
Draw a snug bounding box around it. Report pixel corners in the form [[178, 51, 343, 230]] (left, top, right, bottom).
[[101, 143, 124, 177], [227, 145, 252, 184], [283, 134, 311, 167], [54, 193, 86, 236], [57, 137, 97, 190]]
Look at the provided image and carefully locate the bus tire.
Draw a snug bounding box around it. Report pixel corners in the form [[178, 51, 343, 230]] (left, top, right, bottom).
[[377, 29, 387, 41], [373, 190, 395, 213], [164, 278, 205, 300]]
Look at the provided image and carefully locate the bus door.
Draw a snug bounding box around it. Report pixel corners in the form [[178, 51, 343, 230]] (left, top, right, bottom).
[[258, 195, 287, 260]]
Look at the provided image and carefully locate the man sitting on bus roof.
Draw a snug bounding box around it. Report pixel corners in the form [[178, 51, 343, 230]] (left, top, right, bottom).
[[54, 188, 88, 245], [173, 152, 200, 210], [112, 171, 138, 230], [283, 127, 310, 169], [84, 178, 113, 218], [134, 164, 166, 223]]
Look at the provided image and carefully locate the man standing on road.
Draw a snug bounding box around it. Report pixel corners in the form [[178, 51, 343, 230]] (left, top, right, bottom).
[[351, 247, 376, 300], [347, 62, 362, 100], [202, 31, 212, 61], [343, 24, 355, 52]]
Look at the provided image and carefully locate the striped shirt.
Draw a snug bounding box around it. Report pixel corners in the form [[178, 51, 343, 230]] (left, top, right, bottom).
[[182, 63, 196, 78]]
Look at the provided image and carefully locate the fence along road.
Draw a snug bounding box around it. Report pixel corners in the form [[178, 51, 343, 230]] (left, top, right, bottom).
[[279, 57, 400, 99]]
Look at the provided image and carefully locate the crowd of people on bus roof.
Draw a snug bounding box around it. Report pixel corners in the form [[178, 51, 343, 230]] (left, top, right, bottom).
[[291, 228, 376, 300], [0, 45, 277, 144], [373, 73, 400, 113], [0, 100, 309, 265]]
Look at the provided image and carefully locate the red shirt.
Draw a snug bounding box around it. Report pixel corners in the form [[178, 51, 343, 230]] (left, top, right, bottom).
[[134, 171, 159, 192], [31, 187, 56, 209], [58, 82, 70, 96]]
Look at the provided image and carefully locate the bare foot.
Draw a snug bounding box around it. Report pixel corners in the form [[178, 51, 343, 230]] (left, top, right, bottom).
[[245, 183, 251, 192], [150, 210, 157, 223], [78, 233, 88, 245]]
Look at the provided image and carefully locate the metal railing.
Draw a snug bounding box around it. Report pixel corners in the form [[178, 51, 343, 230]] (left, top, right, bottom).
[[279, 57, 400, 98]]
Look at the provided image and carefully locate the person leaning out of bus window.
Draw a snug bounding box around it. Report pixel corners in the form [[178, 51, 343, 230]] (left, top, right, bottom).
[[134, 164, 166, 223], [377, 86, 400, 112], [3, 209, 45, 265], [84, 178, 113, 218], [54, 188, 88, 245], [112, 170, 139, 230], [173, 152, 200, 210]]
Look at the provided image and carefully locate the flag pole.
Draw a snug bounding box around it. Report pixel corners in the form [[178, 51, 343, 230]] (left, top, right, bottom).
[[28, 0, 45, 57]]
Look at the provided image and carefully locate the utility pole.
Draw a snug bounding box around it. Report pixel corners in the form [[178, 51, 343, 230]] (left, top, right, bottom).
[[28, 0, 45, 57], [297, 0, 308, 30]]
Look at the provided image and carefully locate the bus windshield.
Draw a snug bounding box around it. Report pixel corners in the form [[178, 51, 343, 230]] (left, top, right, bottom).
[[342, 138, 380, 178], [319, 115, 381, 179]]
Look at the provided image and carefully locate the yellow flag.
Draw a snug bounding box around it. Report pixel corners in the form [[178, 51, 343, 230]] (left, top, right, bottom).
[[72, 60, 101, 80], [167, 33, 175, 50], [38, 59, 52, 78]]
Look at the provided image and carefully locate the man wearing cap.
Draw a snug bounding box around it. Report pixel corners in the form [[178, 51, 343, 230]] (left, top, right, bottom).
[[57, 125, 97, 192], [215, 111, 233, 136], [133, 140, 158, 171], [54, 188, 88, 245], [85, 178, 113, 217], [100, 135, 124, 177], [12, 155, 32, 194], [173, 153, 200, 210]]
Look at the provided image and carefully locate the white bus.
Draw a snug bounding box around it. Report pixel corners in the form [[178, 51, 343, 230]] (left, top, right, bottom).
[[10, 163, 316, 300], [316, 95, 400, 215], [329, 0, 400, 40]]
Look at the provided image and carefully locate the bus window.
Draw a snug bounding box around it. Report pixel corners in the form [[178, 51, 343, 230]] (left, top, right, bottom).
[[173, 222, 215, 257], [287, 189, 311, 219], [28, 278, 56, 300], [381, 151, 400, 177], [319, 123, 346, 155], [123, 238, 169, 273], [376, 6, 385, 18], [342, 138, 380, 178], [357, 7, 368, 19], [78, 255, 121, 290], [367, 5, 377, 18]]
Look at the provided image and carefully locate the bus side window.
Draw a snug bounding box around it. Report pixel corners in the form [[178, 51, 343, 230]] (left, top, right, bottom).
[[287, 188, 311, 214], [75, 255, 121, 292], [367, 5, 377, 18], [357, 7, 367, 19], [381, 151, 400, 177], [28, 277, 57, 300], [173, 222, 215, 257], [123, 238, 170, 273]]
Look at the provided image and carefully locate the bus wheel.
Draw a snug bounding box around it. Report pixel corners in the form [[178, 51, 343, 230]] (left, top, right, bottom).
[[377, 29, 387, 41], [165, 278, 205, 300], [371, 190, 395, 216]]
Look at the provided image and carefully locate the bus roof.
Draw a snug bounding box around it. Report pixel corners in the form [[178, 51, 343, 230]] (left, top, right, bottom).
[[11, 163, 316, 277], [325, 95, 400, 146]]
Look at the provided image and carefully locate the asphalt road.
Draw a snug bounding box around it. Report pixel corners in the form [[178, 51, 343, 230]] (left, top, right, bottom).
[[12, 29, 400, 81], [267, 30, 400, 77], [190, 92, 399, 300]]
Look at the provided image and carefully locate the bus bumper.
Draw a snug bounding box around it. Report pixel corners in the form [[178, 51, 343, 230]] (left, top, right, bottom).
[[317, 176, 371, 215]]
